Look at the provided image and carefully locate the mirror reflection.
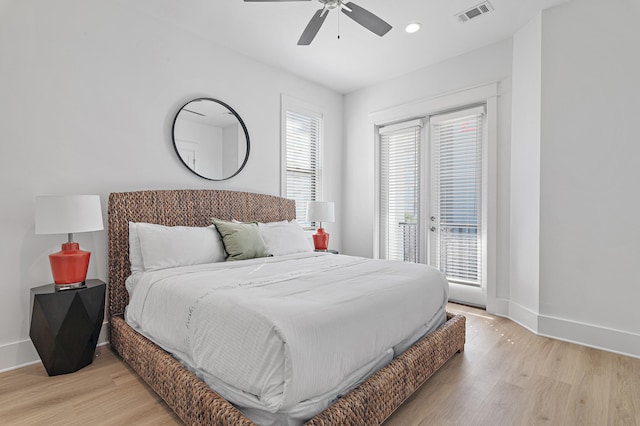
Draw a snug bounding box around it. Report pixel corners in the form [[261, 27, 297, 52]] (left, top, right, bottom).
[[172, 98, 250, 181]]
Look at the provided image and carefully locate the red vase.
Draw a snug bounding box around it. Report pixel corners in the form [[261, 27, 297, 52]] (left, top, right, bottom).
[[49, 242, 91, 285], [313, 228, 330, 251]]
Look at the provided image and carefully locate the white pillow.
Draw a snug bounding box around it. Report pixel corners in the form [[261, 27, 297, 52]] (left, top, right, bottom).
[[134, 222, 226, 272], [259, 220, 314, 256], [128, 222, 144, 274]]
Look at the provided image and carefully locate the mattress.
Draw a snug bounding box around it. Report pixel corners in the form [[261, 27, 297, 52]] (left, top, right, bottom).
[[125, 252, 448, 425]]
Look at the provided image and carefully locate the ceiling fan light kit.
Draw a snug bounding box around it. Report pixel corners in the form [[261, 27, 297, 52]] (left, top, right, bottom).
[[245, 0, 392, 45]]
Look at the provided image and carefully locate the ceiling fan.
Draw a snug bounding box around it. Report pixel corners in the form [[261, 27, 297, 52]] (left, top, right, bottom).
[[244, 0, 392, 45]]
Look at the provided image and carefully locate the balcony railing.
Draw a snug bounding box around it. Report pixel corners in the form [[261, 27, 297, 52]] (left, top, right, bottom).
[[398, 222, 480, 286], [398, 222, 418, 263]]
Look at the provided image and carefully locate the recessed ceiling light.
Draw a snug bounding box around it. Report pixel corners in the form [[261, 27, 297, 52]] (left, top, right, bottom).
[[405, 22, 422, 34]]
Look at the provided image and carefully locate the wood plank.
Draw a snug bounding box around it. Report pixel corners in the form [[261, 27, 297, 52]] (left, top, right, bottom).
[[608, 353, 640, 425], [562, 346, 612, 425]]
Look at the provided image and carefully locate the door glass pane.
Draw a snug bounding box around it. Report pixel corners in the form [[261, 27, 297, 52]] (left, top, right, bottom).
[[431, 111, 483, 286], [379, 124, 421, 262]]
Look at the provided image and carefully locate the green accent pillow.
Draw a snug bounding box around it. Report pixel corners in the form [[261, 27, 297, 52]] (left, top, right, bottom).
[[212, 219, 269, 261]]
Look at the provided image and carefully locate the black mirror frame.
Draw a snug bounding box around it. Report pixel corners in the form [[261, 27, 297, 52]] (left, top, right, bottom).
[[171, 97, 250, 181]]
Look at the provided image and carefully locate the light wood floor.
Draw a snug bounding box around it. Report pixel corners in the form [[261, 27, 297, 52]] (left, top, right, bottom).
[[1, 303, 638, 425]]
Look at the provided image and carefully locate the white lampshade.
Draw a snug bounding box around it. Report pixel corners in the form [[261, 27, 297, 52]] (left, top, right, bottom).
[[306, 201, 335, 224], [35, 195, 104, 235]]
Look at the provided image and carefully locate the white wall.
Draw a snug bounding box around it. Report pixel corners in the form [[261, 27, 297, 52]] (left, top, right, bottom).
[[343, 39, 513, 305], [536, 0, 640, 354], [509, 14, 542, 329], [0, 0, 343, 371]]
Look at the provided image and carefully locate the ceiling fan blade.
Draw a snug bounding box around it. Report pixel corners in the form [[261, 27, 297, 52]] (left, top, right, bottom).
[[341, 2, 392, 37], [297, 9, 329, 45]]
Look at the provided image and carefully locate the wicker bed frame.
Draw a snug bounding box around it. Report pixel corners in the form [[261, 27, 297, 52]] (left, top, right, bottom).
[[107, 189, 466, 425]]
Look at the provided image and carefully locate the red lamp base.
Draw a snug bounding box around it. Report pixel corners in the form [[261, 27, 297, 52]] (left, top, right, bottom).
[[49, 242, 90, 288], [312, 228, 330, 251]]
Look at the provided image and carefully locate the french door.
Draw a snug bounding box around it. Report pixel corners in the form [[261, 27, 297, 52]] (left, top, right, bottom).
[[378, 105, 487, 307], [429, 106, 486, 306]]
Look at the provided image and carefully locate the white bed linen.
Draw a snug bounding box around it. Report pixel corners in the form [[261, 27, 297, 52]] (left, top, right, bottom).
[[125, 252, 448, 422]]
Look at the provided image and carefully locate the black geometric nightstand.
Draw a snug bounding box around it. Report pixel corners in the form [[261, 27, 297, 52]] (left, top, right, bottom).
[[29, 279, 105, 376]]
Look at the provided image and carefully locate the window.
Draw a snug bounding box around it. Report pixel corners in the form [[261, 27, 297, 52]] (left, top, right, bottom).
[[378, 119, 422, 262], [430, 107, 485, 286], [282, 99, 323, 227]]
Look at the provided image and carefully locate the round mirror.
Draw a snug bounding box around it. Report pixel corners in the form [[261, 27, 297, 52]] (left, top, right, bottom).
[[172, 98, 250, 181]]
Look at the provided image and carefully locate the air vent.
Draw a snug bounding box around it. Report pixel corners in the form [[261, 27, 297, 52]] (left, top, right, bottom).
[[456, 1, 494, 23]]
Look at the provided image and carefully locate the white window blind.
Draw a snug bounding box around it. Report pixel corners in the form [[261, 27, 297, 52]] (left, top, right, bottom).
[[430, 107, 484, 286], [379, 119, 422, 262], [285, 109, 322, 227]]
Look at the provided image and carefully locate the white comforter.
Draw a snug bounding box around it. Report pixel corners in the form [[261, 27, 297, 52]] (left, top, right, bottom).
[[125, 252, 448, 417]]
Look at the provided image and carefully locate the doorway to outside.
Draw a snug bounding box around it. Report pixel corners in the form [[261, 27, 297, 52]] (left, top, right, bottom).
[[378, 104, 487, 307]]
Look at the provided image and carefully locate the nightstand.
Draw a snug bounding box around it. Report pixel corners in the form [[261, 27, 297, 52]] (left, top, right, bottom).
[[29, 279, 106, 376]]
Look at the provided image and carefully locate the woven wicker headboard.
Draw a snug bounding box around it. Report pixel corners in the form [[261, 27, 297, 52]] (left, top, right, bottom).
[[107, 189, 296, 317]]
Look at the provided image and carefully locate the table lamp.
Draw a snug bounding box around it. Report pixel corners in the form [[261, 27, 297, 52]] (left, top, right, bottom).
[[306, 201, 335, 251], [35, 195, 104, 290]]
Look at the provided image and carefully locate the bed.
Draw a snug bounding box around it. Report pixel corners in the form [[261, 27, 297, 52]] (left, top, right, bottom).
[[108, 189, 466, 425]]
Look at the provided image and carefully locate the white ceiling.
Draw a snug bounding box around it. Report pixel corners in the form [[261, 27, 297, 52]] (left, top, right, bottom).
[[136, 0, 568, 94]]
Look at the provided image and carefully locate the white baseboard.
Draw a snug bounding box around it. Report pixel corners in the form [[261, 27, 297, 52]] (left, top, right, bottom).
[[538, 314, 640, 359], [0, 321, 109, 374], [507, 300, 539, 334], [487, 300, 639, 359], [487, 299, 539, 333], [485, 296, 509, 317]]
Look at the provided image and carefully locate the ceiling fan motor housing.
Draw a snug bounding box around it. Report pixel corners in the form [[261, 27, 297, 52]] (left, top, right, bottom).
[[322, 0, 341, 9]]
